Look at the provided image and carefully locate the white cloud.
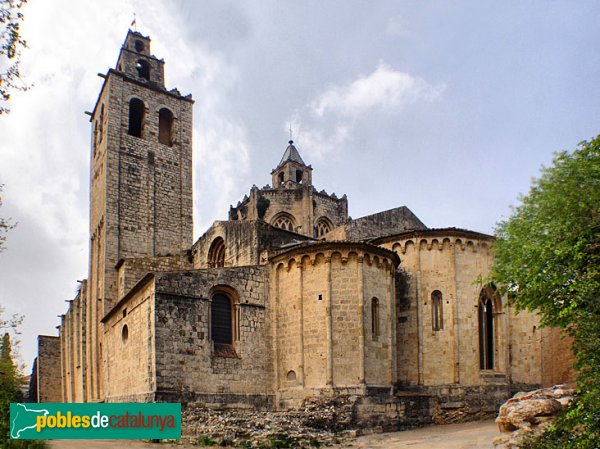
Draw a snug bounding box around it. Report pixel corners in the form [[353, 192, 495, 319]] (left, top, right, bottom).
[[313, 63, 443, 117], [289, 63, 444, 160]]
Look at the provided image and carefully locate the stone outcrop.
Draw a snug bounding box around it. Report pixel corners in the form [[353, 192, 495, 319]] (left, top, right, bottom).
[[493, 385, 575, 448]]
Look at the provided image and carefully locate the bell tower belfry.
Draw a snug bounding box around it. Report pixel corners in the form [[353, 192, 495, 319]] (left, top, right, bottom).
[[85, 30, 194, 401]]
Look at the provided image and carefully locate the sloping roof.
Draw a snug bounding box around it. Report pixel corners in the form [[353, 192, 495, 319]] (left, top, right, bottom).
[[277, 140, 306, 167]]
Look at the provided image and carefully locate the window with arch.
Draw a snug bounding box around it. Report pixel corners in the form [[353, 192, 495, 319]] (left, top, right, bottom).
[[315, 217, 333, 238], [272, 213, 295, 232], [296, 169, 303, 183], [278, 172, 284, 186], [211, 293, 232, 346], [210, 289, 238, 357], [128, 98, 145, 138], [208, 237, 225, 268], [134, 40, 145, 52], [479, 285, 497, 370], [158, 108, 174, 146], [431, 290, 443, 331], [371, 297, 380, 339], [136, 59, 150, 80]]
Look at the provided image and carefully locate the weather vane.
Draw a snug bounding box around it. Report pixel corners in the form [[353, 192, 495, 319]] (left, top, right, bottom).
[[131, 13, 137, 31]]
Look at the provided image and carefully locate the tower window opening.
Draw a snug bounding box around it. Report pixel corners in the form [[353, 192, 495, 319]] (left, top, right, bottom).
[[431, 290, 443, 331], [372, 297, 380, 339], [136, 59, 150, 80], [158, 108, 174, 146], [278, 172, 284, 186], [128, 98, 145, 138], [296, 169, 303, 183], [134, 40, 145, 52]]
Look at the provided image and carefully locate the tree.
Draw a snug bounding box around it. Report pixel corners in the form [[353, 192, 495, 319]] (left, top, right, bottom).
[[0, 184, 16, 252], [0, 309, 45, 448], [1, 0, 28, 114], [491, 136, 600, 448]]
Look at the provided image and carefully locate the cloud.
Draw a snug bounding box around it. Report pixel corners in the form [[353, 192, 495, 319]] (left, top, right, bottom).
[[289, 63, 444, 160], [313, 63, 443, 118]]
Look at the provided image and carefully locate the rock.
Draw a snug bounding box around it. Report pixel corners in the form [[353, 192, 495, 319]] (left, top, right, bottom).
[[493, 385, 575, 448], [497, 398, 562, 430]]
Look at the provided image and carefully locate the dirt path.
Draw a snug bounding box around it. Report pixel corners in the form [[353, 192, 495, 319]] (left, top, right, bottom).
[[47, 419, 501, 449], [339, 420, 500, 449]]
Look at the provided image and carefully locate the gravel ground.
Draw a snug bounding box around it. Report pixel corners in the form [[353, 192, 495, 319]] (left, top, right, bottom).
[[47, 419, 501, 449]]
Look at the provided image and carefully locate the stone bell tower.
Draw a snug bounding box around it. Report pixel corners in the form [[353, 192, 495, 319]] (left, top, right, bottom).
[[85, 30, 194, 400]]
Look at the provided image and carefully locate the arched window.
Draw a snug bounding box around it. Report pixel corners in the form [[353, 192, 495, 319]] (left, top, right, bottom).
[[296, 169, 303, 183], [271, 213, 295, 232], [134, 40, 145, 53], [479, 285, 497, 370], [432, 290, 443, 331], [158, 108, 174, 146], [315, 217, 333, 238], [128, 98, 145, 138], [278, 172, 284, 186], [136, 60, 150, 80], [208, 237, 225, 268], [211, 293, 232, 348], [371, 297, 380, 339]]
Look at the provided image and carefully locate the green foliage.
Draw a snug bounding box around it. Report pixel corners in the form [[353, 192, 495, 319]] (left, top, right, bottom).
[[0, 306, 45, 448], [196, 435, 218, 446], [258, 434, 296, 448], [0, 184, 17, 252], [0, 0, 28, 114], [256, 196, 270, 219], [492, 136, 600, 449]]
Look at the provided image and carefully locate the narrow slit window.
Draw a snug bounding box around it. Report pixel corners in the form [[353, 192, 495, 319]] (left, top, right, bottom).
[[432, 290, 443, 331], [372, 297, 380, 338]]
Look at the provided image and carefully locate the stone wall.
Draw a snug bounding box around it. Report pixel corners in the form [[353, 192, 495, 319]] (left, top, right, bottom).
[[327, 206, 426, 242], [540, 327, 575, 386], [192, 220, 314, 270], [60, 282, 87, 402], [152, 267, 272, 405], [117, 254, 192, 299], [36, 336, 62, 402], [271, 242, 398, 404], [376, 230, 512, 388], [102, 277, 156, 402]]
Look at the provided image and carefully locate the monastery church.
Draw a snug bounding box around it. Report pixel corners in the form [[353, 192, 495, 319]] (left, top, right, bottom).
[[30, 31, 572, 426]]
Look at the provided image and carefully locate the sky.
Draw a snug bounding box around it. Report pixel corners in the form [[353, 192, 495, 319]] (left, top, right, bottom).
[[1, 0, 599, 371]]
